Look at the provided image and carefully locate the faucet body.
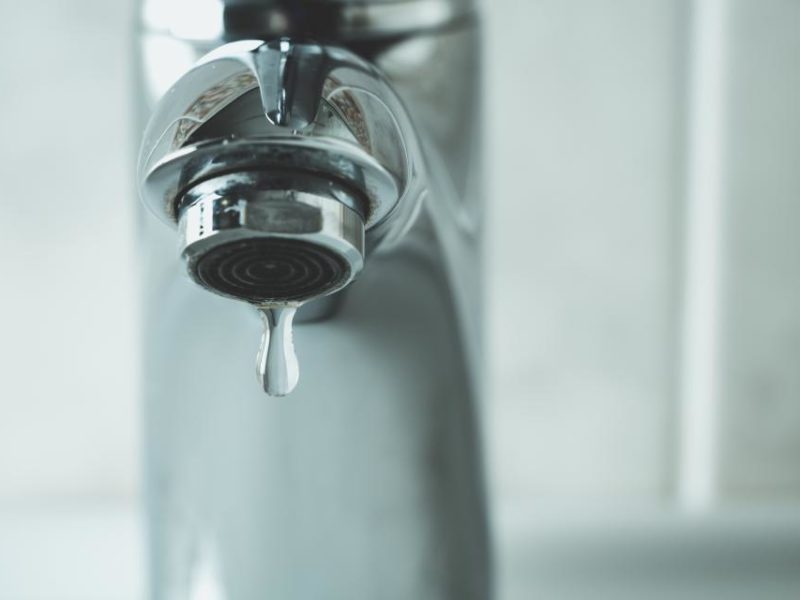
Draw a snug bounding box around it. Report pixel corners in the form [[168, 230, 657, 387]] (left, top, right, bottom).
[[137, 1, 488, 597]]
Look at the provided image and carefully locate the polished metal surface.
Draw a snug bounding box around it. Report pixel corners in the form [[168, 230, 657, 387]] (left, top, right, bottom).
[[137, 0, 488, 597], [179, 172, 366, 304], [138, 39, 416, 234]]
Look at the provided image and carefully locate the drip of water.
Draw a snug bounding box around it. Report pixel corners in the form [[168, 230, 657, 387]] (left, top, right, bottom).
[[257, 306, 299, 396]]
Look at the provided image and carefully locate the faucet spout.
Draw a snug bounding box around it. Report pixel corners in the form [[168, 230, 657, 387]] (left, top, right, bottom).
[[138, 39, 424, 395]]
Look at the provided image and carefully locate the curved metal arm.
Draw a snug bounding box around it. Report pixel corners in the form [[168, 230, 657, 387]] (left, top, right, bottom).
[[138, 38, 426, 247]]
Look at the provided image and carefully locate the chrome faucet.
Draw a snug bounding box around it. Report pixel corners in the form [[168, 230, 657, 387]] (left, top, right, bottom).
[[139, 39, 426, 396], [137, 1, 489, 597]]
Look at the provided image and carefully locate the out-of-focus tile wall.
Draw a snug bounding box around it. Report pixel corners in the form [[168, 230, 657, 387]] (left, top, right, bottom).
[[486, 0, 685, 506], [486, 0, 800, 510], [719, 0, 800, 500], [0, 0, 138, 500]]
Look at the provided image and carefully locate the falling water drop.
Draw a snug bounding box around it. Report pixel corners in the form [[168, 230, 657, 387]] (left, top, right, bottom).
[[257, 306, 299, 396]]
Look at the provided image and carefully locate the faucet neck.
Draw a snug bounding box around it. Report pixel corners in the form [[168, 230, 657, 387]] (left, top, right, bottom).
[[142, 0, 477, 43]]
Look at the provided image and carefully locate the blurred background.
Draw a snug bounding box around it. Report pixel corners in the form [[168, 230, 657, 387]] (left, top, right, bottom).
[[1, 0, 799, 598]]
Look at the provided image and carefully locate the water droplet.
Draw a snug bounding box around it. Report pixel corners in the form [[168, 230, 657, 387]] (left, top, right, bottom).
[[257, 306, 299, 396]]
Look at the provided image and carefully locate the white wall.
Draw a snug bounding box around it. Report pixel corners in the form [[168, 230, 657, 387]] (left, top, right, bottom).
[[0, 0, 138, 501], [486, 0, 684, 507], [718, 0, 800, 499]]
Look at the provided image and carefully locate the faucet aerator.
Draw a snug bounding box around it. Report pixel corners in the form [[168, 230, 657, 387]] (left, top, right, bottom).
[[178, 172, 366, 306]]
